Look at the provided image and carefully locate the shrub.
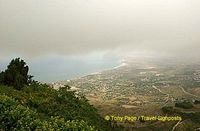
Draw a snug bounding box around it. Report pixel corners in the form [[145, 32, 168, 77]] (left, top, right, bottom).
[[175, 100, 193, 109], [194, 100, 200, 104], [161, 106, 174, 114], [0, 94, 96, 131]]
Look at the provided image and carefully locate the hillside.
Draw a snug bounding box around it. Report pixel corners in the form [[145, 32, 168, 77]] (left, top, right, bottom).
[[0, 83, 117, 131]]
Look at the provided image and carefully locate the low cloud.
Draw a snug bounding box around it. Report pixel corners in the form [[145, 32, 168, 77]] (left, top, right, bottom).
[[0, 0, 200, 58]]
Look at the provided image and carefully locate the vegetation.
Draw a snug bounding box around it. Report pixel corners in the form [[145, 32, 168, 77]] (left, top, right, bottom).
[[194, 100, 200, 104], [0, 83, 112, 130], [0, 58, 32, 90], [0, 94, 95, 131], [0, 58, 112, 131], [162, 106, 200, 123], [161, 106, 175, 114], [179, 112, 200, 123], [175, 100, 194, 109]]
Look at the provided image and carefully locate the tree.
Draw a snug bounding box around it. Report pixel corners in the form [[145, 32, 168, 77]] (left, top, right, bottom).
[[0, 71, 5, 84], [0, 58, 32, 90]]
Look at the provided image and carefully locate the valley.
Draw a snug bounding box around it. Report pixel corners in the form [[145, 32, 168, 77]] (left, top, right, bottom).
[[56, 59, 200, 130]]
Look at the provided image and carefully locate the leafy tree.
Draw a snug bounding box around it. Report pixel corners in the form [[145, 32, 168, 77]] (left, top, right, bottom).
[[0, 58, 32, 90], [0, 71, 5, 84]]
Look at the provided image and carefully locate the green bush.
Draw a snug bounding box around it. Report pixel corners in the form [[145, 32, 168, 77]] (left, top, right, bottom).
[[175, 100, 193, 109], [178, 112, 200, 123], [0, 84, 112, 130], [161, 106, 174, 114], [0, 94, 96, 131]]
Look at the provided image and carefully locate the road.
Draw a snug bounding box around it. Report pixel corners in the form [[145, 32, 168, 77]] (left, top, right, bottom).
[[152, 85, 170, 106], [180, 86, 200, 99], [172, 120, 183, 131]]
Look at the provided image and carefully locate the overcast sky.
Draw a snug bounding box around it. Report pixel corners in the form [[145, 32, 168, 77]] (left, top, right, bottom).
[[0, 0, 200, 82]]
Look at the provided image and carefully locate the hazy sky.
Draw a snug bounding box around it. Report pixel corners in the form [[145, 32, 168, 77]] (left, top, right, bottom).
[[0, 0, 200, 82]]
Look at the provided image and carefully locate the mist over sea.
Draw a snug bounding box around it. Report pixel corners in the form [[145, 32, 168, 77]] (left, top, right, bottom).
[[0, 54, 120, 83]]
